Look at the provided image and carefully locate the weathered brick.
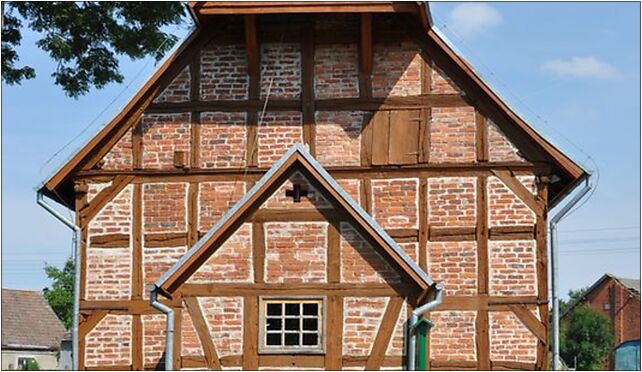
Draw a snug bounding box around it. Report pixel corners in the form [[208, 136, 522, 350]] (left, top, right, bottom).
[[371, 178, 418, 229], [428, 241, 477, 296], [428, 177, 477, 228], [200, 112, 247, 168], [343, 297, 388, 356], [189, 224, 253, 283], [88, 185, 132, 235], [386, 300, 408, 357], [314, 44, 359, 98], [181, 310, 203, 356], [265, 222, 327, 283], [257, 111, 303, 167], [86, 247, 131, 300], [430, 311, 476, 361], [143, 246, 187, 298], [429, 106, 476, 163], [199, 297, 244, 357], [141, 113, 191, 170], [142, 314, 166, 365], [431, 63, 464, 95], [488, 176, 537, 227], [143, 183, 187, 233], [154, 66, 190, 103], [489, 240, 537, 296], [87, 181, 112, 203], [198, 181, 246, 232], [340, 222, 400, 284], [260, 43, 301, 99], [103, 128, 133, 170], [372, 41, 422, 97], [488, 120, 525, 162], [85, 314, 132, 367], [315, 111, 363, 167], [336, 178, 360, 202], [200, 43, 248, 100], [489, 311, 538, 363]]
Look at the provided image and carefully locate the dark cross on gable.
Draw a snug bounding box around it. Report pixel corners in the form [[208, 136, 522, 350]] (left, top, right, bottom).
[[285, 183, 309, 203]]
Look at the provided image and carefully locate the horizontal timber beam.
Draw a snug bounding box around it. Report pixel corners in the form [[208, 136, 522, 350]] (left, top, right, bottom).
[[181, 355, 405, 369], [436, 295, 543, 311], [177, 283, 410, 297], [146, 94, 468, 114], [79, 299, 180, 314], [77, 162, 550, 181]]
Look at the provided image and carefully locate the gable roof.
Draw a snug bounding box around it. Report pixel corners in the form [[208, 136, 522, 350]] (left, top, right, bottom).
[[1, 289, 67, 350], [38, 1, 586, 209], [561, 273, 641, 318], [156, 143, 435, 294]]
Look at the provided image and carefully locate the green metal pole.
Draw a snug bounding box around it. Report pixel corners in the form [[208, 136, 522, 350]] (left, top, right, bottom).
[[415, 318, 433, 370]]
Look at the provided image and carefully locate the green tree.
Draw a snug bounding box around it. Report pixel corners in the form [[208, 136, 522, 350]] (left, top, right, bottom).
[[560, 305, 613, 370], [43, 257, 74, 329], [560, 287, 588, 314], [2, 2, 187, 98]]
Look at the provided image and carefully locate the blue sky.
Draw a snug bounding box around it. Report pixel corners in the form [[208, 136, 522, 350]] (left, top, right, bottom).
[[2, 2, 640, 298]]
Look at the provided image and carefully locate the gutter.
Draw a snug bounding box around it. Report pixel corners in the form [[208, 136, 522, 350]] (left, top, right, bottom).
[[550, 175, 592, 370], [36, 191, 81, 370], [150, 287, 174, 370], [408, 283, 444, 371]]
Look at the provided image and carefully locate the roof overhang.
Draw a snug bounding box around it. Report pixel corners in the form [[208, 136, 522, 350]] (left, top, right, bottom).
[[155, 143, 436, 295]]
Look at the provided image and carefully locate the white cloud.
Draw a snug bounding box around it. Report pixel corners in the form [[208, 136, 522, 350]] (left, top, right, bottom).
[[447, 3, 502, 38], [542, 57, 622, 80]]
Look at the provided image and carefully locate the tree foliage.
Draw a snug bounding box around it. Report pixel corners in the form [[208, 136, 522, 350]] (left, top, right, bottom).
[[560, 305, 613, 370], [2, 2, 187, 97], [43, 257, 74, 329], [560, 287, 588, 314]]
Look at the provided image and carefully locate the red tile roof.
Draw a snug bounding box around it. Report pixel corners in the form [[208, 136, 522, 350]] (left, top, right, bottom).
[[1, 289, 67, 350]]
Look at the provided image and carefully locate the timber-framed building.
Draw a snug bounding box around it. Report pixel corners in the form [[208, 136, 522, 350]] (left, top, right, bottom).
[[38, 2, 588, 370]]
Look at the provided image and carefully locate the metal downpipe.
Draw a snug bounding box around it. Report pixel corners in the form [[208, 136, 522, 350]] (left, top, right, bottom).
[[36, 192, 81, 370], [150, 287, 174, 370], [550, 176, 591, 370], [408, 284, 444, 371]]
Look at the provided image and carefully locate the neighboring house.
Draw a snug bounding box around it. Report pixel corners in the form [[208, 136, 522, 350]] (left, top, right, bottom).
[[1, 289, 68, 370], [37, 2, 588, 370], [562, 273, 641, 369]]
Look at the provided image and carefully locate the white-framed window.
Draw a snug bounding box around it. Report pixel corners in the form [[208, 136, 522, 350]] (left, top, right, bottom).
[[258, 297, 325, 354]]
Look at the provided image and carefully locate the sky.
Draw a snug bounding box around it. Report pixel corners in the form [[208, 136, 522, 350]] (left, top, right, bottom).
[[2, 2, 640, 299]]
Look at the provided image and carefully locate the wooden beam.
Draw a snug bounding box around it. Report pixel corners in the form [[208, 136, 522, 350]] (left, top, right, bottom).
[[132, 314, 143, 370], [301, 22, 316, 155], [418, 178, 428, 271], [132, 120, 143, 169], [327, 222, 341, 283], [360, 13, 373, 76], [242, 296, 259, 370], [430, 360, 477, 370], [493, 360, 538, 370], [476, 110, 489, 162], [429, 226, 476, 241], [249, 208, 340, 222], [436, 295, 541, 311], [509, 304, 547, 343], [89, 233, 130, 248], [325, 295, 343, 370], [360, 178, 372, 214], [252, 222, 265, 284], [178, 283, 407, 298], [145, 232, 188, 248], [184, 297, 222, 370], [79, 175, 134, 226], [477, 176, 489, 294], [365, 297, 404, 370], [535, 178, 549, 370], [476, 310, 490, 370], [78, 310, 108, 339], [491, 169, 544, 216], [489, 225, 535, 240], [244, 15, 259, 79], [371, 110, 390, 165], [132, 184, 142, 299], [188, 183, 199, 246]]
